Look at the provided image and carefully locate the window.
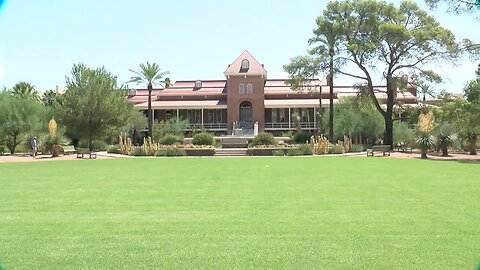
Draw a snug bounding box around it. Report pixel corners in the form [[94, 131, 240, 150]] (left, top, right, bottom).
[[241, 59, 250, 70], [272, 109, 278, 123], [194, 80, 202, 90], [239, 84, 245, 94], [187, 109, 201, 124], [246, 83, 253, 94], [208, 109, 224, 123]]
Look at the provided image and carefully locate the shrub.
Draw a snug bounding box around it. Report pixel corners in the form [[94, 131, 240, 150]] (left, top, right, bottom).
[[78, 139, 107, 151], [107, 145, 122, 154], [350, 144, 364, 153], [192, 132, 215, 146], [293, 132, 311, 144], [129, 147, 146, 156], [273, 149, 285, 156], [281, 130, 294, 138], [299, 144, 313, 155], [166, 147, 186, 157], [250, 132, 276, 147], [393, 122, 415, 146], [286, 148, 302, 156], [159, 134, 182, 145], [329, 144, 345, 154]]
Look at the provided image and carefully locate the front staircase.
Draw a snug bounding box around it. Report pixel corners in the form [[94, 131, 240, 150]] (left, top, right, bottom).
[[214, 148, 248, 157]]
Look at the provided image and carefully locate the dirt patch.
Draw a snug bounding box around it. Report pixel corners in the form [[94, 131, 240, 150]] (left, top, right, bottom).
[[0, 153, 115, 163], [360, 149, 480, 161]]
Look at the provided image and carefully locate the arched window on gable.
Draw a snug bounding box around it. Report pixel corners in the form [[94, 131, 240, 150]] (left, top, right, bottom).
[[241, 59, 250, 71], [239, 84, 245, 94], [246, 83, 253, 94]]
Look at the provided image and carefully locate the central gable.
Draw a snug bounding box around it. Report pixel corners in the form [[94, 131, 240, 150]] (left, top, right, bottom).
[[224, 50, 267, 78]]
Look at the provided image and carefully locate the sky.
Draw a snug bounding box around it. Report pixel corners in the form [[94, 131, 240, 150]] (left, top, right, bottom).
[[0, 0, 479, 93]]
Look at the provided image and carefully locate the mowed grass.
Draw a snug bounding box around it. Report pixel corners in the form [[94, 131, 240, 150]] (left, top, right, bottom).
[[0, 157, 479, 269]]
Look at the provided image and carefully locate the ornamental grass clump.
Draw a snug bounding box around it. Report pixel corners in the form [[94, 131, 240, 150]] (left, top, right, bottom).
[[416, 111, 435, 159], [311, 135, 329, 155], [119, 132, 133, 155], [141, 137, 159, 156]]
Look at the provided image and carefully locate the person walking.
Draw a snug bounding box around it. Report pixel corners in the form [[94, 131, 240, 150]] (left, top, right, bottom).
[[31, 136, 37, 158]]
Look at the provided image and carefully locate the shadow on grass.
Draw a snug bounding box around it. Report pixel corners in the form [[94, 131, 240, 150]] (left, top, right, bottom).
[[415, 157, 480, 165]]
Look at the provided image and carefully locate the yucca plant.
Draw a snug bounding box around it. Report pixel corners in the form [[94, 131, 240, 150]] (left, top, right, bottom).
[[434, 124, 456, 157], [416, 111, 436, 159]]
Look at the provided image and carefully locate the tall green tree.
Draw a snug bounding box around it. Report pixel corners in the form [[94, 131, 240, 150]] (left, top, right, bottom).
[[327, 96, 384, 144], [315, 0, 479, 148], [425, 0, 480, 14], [0, 92, 47, 154], [284, 17, 341, 142], [439, 99, 479, 155], [129, 62, 170, 138], [59, 64, 135, 150], [10, 82, 38, 99]]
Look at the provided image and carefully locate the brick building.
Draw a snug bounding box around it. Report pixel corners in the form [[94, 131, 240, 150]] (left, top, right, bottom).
[[127, 50, 417, 135]]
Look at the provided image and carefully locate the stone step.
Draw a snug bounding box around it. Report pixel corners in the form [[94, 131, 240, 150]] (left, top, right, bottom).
[[214, 148, 248, 156]]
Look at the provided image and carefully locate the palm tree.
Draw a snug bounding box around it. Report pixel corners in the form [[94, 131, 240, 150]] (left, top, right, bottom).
[[310, 17, 339, 143], [41, 90, 61, 107], [129, 62, 170, 138], [11, 82, 38, 99]]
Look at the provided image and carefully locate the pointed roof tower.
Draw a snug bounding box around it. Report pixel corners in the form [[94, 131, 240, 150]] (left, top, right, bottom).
[[224, 50, 267, 78]]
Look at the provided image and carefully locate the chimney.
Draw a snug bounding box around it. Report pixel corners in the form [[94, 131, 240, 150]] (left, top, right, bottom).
[[165, 77, 171, 88]]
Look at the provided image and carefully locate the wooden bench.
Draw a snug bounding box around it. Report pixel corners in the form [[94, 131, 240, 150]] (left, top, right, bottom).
[[62, 145, 76, 155], [76, 148, 97, 159], [367, 145, 391, 157]]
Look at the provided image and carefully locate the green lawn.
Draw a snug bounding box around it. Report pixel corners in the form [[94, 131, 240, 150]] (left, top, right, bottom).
[[0, 157, 479, 269]]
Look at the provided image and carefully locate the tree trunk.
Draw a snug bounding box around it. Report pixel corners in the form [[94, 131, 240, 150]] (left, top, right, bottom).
[[317, 86, 323, 136], [7, 135, 18, 154], [469, 137, 477, 155], [328, 49, 334, 143], [328, 75, 334, 143], [384, 76, 395, 148], [442, 145, 448, 156], [147, 83, 153, 138], [421, 147, 428, 159], [88, 137, 93, 152]]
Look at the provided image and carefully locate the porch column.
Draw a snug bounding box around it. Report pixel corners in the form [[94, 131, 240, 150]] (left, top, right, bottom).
[[288, 108, 291, 129], [313, 107, 317, 129], [176, 109, 179, 120], [201, 109, 204, 127]]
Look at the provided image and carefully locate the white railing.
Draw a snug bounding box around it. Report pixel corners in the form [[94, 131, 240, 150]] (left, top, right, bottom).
[[186, 123, 227, 130], [265, 122, 316, 129]]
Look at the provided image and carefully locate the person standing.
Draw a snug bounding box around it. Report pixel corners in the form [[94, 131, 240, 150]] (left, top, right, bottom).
[[31, 136, 37, 158]]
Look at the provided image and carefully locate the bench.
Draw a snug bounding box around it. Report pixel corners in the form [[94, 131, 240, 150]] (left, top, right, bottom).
[[367, 145, 391, 157], [396, 145, 413, 153], [62, 145, 76, 155], [76, 148, 97, 159]]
